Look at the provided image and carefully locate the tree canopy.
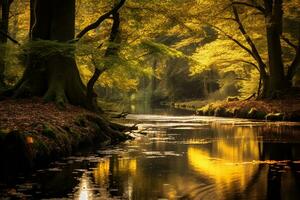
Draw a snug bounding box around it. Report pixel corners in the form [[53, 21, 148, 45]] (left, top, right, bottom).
[[1, 0, 300, 109]]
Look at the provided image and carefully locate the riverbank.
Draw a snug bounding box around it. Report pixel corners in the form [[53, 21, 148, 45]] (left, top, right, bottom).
[[173, 99, 300, 121], [0, 98, 130, 179]]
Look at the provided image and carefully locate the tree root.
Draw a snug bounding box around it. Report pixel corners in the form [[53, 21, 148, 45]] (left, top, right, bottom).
[[44, 86, 68, 109], [85, 115, 131, 142], [243, 93, 256, 101]]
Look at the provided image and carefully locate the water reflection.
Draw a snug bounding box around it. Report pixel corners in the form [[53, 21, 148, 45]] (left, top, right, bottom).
[[76, 173, 94, 200], [2, 115, 300, 199], [187, 126, 261, 199], [93, 159, 110, 191]]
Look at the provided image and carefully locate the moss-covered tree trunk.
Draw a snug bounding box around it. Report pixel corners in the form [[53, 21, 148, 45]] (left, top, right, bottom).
[[10, 0, 88, 107]]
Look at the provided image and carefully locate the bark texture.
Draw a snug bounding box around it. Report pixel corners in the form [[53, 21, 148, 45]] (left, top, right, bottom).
[[10, 0, 88, 107], [0, 0, 13, 88], [264, 0, 286, 96]]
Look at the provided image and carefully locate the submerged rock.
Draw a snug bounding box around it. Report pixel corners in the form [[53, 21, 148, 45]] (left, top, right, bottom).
[[214, 107, 226, 116], [248, 108, 266, 119], [265, 113, 285, 121]]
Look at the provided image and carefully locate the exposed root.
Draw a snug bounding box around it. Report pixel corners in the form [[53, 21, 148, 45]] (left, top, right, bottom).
[[85, 115, 130, 142], [13, 81, 35, 98], [243, 93, 256, 101]]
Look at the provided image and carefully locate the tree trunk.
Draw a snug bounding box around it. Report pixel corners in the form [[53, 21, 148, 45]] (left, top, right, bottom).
[[260, 74, 270, 99], [286, 43, 300, 86], [0, 0, 12, 88], [264, 0, 287, 96], [10, 0, 88, 107]]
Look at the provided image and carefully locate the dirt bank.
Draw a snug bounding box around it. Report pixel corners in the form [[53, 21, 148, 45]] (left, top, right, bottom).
[[173, 99, 300, 121], [0, 98, 131, 179]]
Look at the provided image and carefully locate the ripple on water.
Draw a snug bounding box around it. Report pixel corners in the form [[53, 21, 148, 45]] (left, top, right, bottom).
[[181, 184, 218, 200], [139, 122, 210, 129], [142, 151, 182, 158]]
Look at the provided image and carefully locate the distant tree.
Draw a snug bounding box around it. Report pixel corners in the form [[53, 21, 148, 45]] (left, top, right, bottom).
[[0, 0, 14, 89], [189, 0, 300, 98]]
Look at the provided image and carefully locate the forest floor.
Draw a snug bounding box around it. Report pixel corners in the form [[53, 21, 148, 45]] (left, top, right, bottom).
[[173, 99, 300, 121], [0, 98, 130, 179]]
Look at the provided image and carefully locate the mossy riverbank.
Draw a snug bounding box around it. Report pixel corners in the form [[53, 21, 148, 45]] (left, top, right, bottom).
[[0, 98, 131, 180], [172, 99, 300, 121]]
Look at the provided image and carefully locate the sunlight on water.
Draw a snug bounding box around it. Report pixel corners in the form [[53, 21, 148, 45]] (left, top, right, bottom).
[[93, 159, 110, 188], [76, 173, 94, 200], [2, 113, 300, 199], [187, 126, 260, 199]]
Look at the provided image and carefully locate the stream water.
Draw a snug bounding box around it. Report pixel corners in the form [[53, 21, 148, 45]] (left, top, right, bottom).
[[1, 106, 300, 199]]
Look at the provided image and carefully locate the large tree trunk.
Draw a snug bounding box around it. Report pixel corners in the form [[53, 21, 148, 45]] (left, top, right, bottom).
[[264, 0, 287, 97], [10, 0, 88, 107], [0, 0, 12, 88]]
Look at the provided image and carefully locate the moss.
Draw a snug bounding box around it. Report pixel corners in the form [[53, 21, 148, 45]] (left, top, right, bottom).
[[42, 124, 56, 139], [248, 108, 258, 118], [0, 99, 130, 178], [237, 108, 249, 118], [214, 107, 226, 116], [248, 108, 266, 119], [33, 138, 51, 158], [173, 98, 300, 121], [198, 104, 212, 115], [74, 116, 87, 127], [225, 107, 238, 117]]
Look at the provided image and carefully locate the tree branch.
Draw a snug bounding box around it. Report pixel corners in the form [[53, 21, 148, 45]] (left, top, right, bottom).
[[0, 30, 21, 45], [231, 1, 265, 14], [286, 43, 300, 81], [231, 5, 267, 75], [86, 12, 121, 108], [76, 0, 126, 40], [209, 23, 255, 58], [236, 59, 260, 71], [281, 35, 297, 50]]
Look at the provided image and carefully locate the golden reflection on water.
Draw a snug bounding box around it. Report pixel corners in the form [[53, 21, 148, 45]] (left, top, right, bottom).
[[73, 122, 300, 199], [76, 173, 94, 200], [93, 158, 136, 186], [188, 125, 260, 196], [93, 159, 110, 188], [91, 158, 137, 199]]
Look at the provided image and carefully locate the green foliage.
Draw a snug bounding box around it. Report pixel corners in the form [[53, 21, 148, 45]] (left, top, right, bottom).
[[4, 0, 300, 101], [140, 40, 186, 59], [22, 40, 75, 59]]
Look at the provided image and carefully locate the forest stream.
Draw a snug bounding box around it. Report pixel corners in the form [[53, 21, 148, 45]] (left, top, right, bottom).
[[1, 105, 300, 200]]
